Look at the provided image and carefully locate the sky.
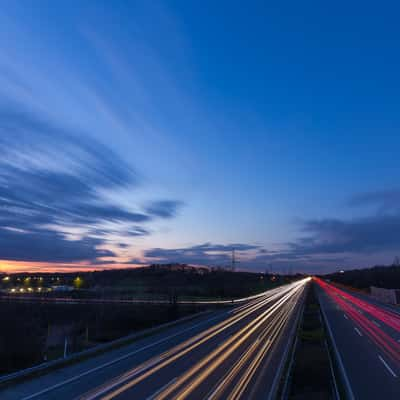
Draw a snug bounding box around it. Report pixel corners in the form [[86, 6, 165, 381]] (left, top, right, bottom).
[[1, 1, 400, 274]]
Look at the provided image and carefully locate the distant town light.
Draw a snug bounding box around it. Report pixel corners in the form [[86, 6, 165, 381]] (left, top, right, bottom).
[[73, 276, 84, 289], [2, 276, 10, 281]]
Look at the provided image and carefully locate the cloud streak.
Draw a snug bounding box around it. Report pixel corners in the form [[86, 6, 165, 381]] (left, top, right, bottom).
[[0, 228, 114, 263], [145, 200, 183, 218], [0, 105, 181, 265], [290, 215, 400, 255], [137, 191, 400, 273], [141, 242, 261, 266], [348, 189, 400, 213]]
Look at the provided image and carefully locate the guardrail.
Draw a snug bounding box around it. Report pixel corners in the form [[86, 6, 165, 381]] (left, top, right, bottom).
[[267, 286, 308, 400], [0, 309, 213, 388], [0, 287, 282, 306]]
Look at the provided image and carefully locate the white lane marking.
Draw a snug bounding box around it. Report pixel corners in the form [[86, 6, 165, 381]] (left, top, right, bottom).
[[372, 320, 381, 328], [378, 355, 398, 378], [343, 314, 349, 320], [21, 313, 225, 400], [319, 293, 355, 400], [83, 284, 308, 400], [145, 377, 177, 400], [354, 327, 363, 337]]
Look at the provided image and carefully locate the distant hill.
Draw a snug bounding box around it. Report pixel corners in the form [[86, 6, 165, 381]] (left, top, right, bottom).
[[1, 264, 300, 300], [324, 265, 400, 290]]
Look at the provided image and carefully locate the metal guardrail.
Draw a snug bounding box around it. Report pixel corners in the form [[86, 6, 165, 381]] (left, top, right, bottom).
[[0, 287, 282, 306]]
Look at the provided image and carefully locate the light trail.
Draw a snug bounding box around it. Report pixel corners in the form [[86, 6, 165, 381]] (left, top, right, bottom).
[[316, 278, 400, 332], [226, 297, 298, 400], [157, 286, 303, 400], [78, 290, 283, 400], [77, 278, 309, 400], [315, 278, 400, 367], [210, 305, 291, 400]]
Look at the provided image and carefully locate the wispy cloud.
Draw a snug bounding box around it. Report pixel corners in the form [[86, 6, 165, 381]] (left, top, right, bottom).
[[248, 190, 400, 272], [145, 200, 183, 218], [0, 228, 114, 263], [140, 242, 261, 266], [348, 189, 400, 213], [289, 215, 400, 255], [0, 105, 181, 265], [137, 241, 346, 273], [136, 190, 400, 273]]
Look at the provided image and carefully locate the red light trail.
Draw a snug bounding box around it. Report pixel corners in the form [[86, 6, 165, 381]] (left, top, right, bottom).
[[315, 278, 400, 366]]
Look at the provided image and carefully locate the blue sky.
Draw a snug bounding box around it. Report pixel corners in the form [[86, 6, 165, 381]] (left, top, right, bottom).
[[1, 1, 400, 273]]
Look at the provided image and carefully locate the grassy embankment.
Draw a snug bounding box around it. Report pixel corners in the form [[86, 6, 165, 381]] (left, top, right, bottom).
[[284, 283, 335, 399]]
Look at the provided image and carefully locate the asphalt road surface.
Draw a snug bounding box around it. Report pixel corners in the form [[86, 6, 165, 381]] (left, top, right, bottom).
[[316, 278, 400, 400], [0, 279, 309, 400]]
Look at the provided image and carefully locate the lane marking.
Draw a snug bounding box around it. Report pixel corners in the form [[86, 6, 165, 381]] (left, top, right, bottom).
[[372, 320, 381, 328], [58, 283, 308, 400], [378, 355, 398, 378], [354, 327, 363, 337], [20, 313, 225, 400], [343, 314, 348, 320], [83, 287, 305, 400], [145, 377, 177, 400], [319, 292, 355, 400]]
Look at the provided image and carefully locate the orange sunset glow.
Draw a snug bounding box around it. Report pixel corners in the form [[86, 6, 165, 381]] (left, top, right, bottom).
[[0, 260, 144, 274]]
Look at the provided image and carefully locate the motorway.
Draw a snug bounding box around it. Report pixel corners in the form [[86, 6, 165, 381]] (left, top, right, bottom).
[[316, 278, 400, 400], [0, 279, 309, 400]]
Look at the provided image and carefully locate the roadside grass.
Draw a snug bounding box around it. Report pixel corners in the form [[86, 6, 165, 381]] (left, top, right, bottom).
[[299, 327, 324, 342], [284, 283, 334, 400]]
